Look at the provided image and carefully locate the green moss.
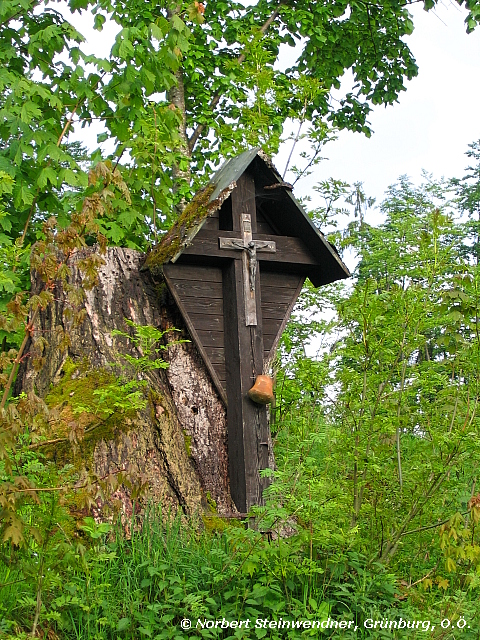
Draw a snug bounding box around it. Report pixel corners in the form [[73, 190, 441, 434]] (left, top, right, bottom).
[[206, 491, 217, 513], [149, 389, 168, 420], [202, 515, 228, 534], [46, 358, 114, 414], [44, 358, 137, 464], [183, 430, 192, 457], [144, 180, 238, 271], [202, 515, 244, 534], [155, 280, 169, 305], [41, 358, 144, 526], [145, 183, 216, 269]]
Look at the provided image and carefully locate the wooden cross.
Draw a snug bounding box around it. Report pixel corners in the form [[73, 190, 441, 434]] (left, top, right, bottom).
[[160, 161, 349, 513], [219, 213, 276, 325]]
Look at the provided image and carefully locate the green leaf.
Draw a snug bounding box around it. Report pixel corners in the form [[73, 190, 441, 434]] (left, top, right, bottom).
[[94, 13, 106, 30], [13, 184, 33, 208], [117, 618, 131, 631], [119, 38, 134, 59], [37, 167, 57, 189]]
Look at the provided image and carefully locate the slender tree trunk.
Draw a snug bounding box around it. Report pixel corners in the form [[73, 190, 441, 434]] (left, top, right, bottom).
[[167, 5, 191, 202]]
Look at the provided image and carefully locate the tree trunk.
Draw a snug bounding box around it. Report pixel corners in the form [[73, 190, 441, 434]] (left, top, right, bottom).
[[167, 4, 191, 204], [15, 247, 236, 523]]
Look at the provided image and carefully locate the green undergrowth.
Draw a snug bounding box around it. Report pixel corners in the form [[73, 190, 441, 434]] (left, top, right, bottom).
[[1, 504, 475, 640]]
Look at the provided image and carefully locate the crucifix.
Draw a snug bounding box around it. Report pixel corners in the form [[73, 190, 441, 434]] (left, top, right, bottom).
[[152, 149, 350, 514], [219, 214, 276, 325], [164, 172, 328, 512]]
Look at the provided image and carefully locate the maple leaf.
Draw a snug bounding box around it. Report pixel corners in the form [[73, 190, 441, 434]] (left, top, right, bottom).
[[436, 577, 449, 590], [3, 524, 24, 546]]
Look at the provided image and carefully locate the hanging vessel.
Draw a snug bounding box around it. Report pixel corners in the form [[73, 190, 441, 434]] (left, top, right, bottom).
[[247, 375, 274, 405]]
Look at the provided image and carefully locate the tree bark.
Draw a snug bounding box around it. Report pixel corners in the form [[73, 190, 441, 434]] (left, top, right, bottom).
[[15, 247, 236, 523], [167, 4, 191, 201]]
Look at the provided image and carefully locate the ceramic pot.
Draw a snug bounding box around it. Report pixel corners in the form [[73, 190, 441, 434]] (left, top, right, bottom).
[[247, 375, 274, 404]]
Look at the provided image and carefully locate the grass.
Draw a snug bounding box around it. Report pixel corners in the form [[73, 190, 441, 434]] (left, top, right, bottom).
[[0, 506, 478, 639]]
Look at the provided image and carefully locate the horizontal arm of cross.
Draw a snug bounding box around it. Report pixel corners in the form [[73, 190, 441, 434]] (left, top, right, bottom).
[[181, 230, 316, 266], [219, 238, 276, 253]]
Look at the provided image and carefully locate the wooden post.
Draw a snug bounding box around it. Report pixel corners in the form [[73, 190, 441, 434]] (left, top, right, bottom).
[[223, 172, 271, 512]]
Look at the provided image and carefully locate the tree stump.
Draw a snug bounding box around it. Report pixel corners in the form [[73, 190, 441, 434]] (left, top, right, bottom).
[[15, 247, 238, 522]]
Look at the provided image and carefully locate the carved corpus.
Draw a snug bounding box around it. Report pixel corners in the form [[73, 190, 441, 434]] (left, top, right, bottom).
[[219, 213, 276, 325]]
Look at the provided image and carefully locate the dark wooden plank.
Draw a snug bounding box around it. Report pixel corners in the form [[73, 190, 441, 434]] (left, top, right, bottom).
[[163, 271, 227, 405], [224, 199, 247, 513], [263, 335, 276, 355], [213, 363, 226, 379], [256, 206, 282, 235], [263, 322, 282, 351], [202, 217, 219, 230], [224, 172, 270, 513], [261, 286, 300, 304], [256, 223, 273, 234], [261, 301, 290, 320], [261, 271, 303, 288], [181, 231, 316, 265], [261, 272, 304, 357], [202, 218, 218, 231], [196, 330, 224, 348], [188, 313, 224, 332], [263, 318, 284, 335], [181, 298, 223, 316], [204, 346, 225, 363], [165, 264, 222, 283], [256, 212, 275, 235], [265, 277, 305, 364], [171, 281, 223, 299]]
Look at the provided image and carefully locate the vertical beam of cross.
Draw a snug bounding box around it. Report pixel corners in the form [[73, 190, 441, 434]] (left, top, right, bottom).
[[223, 172, 271, 512]]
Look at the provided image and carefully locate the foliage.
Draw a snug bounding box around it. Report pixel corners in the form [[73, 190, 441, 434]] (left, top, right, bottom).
[[451, 140, 480, 263], [0, 505, 401, 639], [0, 156, 175, 636], [272, 161, 480, 631], [1, 0, 478, 257], [2, 143, 480, 638], [111, 318, 186, 373], [2, 0, 480, 632]]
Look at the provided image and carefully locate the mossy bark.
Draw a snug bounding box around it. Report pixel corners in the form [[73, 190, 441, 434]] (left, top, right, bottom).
[[15, 247, 236, 522]]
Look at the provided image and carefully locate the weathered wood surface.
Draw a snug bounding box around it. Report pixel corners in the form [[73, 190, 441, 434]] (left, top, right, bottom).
[[261, 272, 304, 360], [224, 173, 271, 512], [182, 230, 316, 265], [16, 247, 237, 520], [164, 261, 305, 396], [164, 263, 227, 402]]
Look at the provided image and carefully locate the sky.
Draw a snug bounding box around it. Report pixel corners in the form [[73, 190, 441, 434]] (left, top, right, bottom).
[[63, 1, 480, 217], [286, 1, 480, 213]]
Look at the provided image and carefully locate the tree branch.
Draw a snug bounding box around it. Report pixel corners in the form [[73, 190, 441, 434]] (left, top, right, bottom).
[[188, 5, 283, 153], [0, 309, 39, 411], [0, 0, 41, 27]]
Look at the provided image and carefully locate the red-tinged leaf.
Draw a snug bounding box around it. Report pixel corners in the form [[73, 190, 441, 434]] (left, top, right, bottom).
[[3, 524, 24, 546]]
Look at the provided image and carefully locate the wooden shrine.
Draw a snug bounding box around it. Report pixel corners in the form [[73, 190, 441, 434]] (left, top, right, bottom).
[[145, 149, 350, 512]]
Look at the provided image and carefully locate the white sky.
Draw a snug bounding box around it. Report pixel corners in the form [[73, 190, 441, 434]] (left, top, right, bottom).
[[64, 1, 480, 217], [284, 1, 480, 216]]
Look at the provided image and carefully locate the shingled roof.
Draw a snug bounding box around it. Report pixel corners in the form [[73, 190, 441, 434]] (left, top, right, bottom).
[[144, 148, 350, 286]]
